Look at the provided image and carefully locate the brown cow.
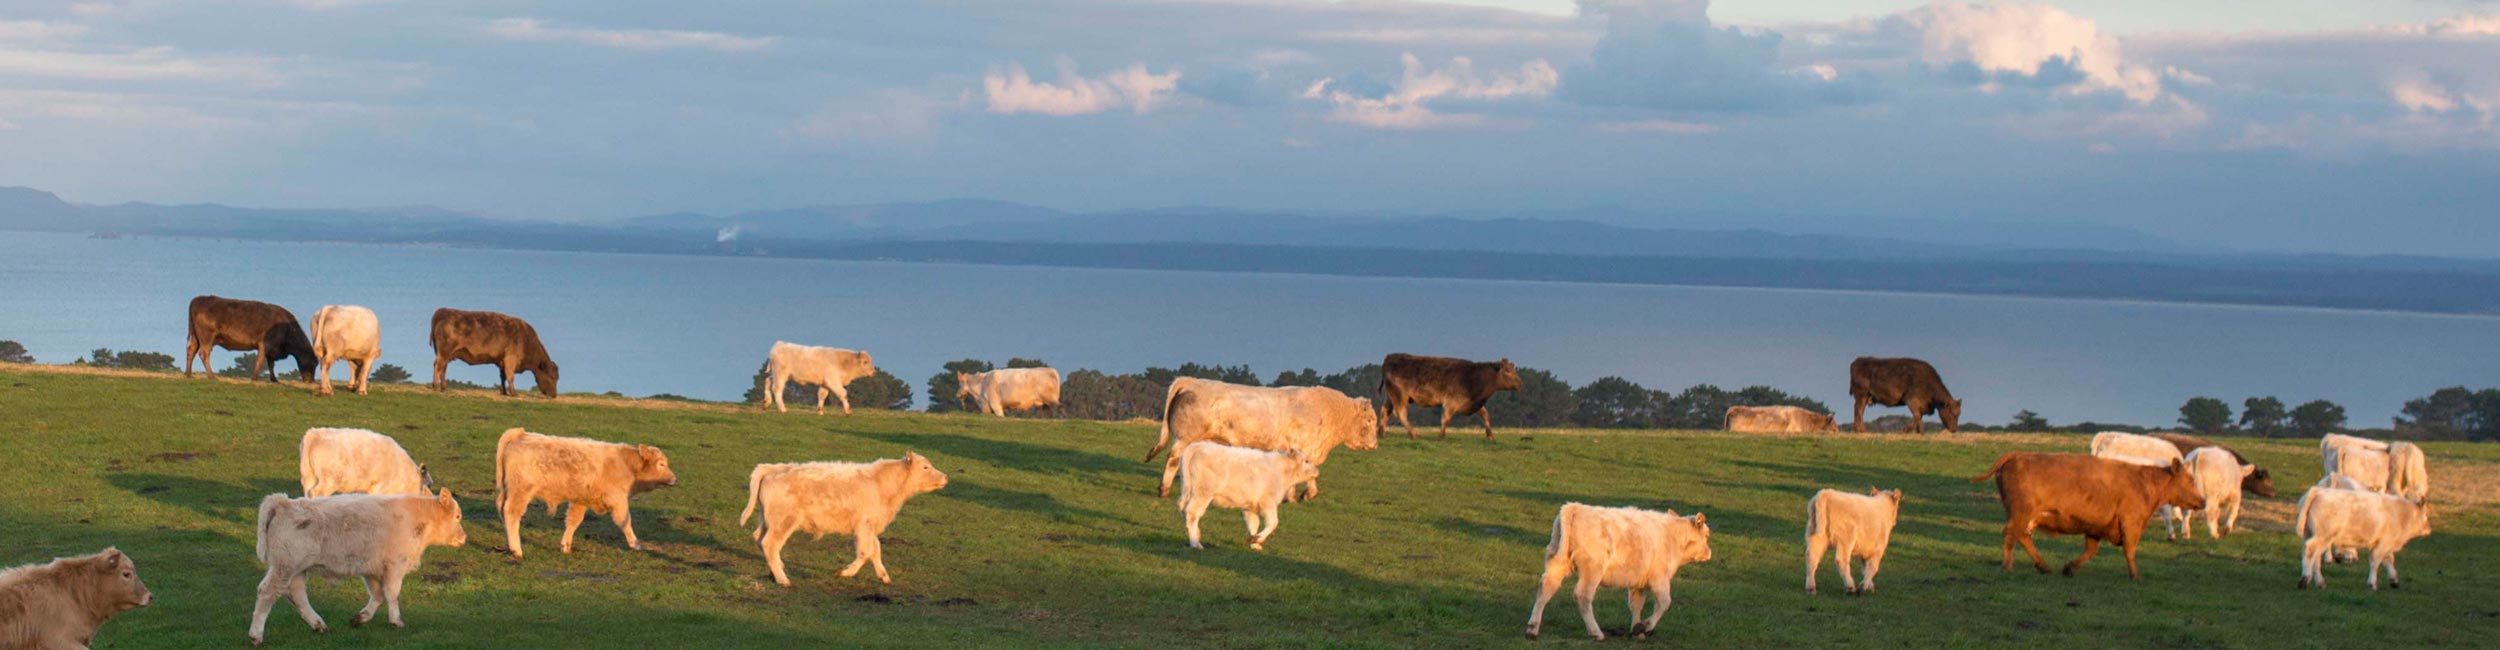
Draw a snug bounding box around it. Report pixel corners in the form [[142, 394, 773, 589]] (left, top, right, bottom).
[[2150, 433, 2278, 498], [185, 295, 315, 382], [0, 548, 151, 650], [1971, 452, 2203, 580], [1847, 357, 1960, 433], [1378, 353, 1523, 440], [428, 308, 559, 398]]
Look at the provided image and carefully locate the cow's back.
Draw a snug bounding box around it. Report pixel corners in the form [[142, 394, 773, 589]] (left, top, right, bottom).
[[760, 462, 886, 535], [311, 305, 380, 358], [1990, 453, 2158, 529], [501, 433, 624, 501], [302, 428, 425, 495], [1849, 357, 1948, 403], [1555, 504, 1676, 588]]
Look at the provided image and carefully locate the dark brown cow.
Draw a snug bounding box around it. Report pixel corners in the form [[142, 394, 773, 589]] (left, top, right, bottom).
[[184, 295, 314, 382], [2150, 433, 2279, 498], [1971, 452, 2203, 580], [429, 308, 559, 398], [1847, 357, 1961, 433], [1378, 353, 1523, 440]]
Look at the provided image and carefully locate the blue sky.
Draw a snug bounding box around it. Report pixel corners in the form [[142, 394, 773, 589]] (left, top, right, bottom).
[[0, 1, 2495, 256]]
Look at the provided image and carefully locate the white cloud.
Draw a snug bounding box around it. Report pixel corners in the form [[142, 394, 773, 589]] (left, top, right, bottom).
[[0, 47, 286, 85], [2398, 13, 2500, 38], [983, 60, 1181, 116], [482, 18, 776, 53], [1890, 1, 2164, 104], [2391, 78, 2460, 113], [1304, 53, 1557, 129], [0, 20, 90, 42]]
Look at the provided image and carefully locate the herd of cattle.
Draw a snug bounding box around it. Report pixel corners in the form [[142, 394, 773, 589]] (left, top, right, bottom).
[[0, 295, 2447, 647]]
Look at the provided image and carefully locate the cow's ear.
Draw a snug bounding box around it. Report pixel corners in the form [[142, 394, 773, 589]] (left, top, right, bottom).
[[2240, 465, 2258, 478], [1890, 489, 1904, 503], [101, 548, 123, 568], [436, 488, 455, 504], [1867, 486, 1879, 496], [639, 445, 661, 461], [1690, 513, 1706, 526]]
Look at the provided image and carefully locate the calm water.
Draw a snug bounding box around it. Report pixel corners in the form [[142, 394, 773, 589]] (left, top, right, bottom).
[[2, 231, 2493, 425]]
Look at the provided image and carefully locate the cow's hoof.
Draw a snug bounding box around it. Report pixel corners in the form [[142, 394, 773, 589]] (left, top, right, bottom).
[[2297, 579, 2308, 590], [1524, 630, 1539, 641], [350, 615, 367, 628], [391, 620, 405, 629], [1805, 587, 1816, 595], [312, 623, 328, 633], [250, 635, 263, 647], [2390, 580, 2401, 590]]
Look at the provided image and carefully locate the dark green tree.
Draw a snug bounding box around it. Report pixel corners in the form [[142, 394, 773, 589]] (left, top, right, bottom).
[[1058, 369, 1167, 421], [2394, 387, 2500, 442], [1005, 358, 1051, 369], [1320, 364, 1382, 399], [1571, 377, 1665, 429], [2289, 399, 2347, 437], [0, 340, 30, 364], [2240, 397, 2287, 438], [2008, 409, 2050, 432], [1269, 368, 1322, 387], [2178, 397, 2232, 435], [924, 359, 997, 412], [1488, 367, 1579, 428], [216, 352, 264, 379], [369, 363, 414, 384], [846, 369, 914, 410], [83, 348, 175, 372]]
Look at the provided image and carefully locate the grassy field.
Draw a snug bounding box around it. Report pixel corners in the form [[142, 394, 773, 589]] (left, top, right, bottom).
[[4, 366, 2497, 648]]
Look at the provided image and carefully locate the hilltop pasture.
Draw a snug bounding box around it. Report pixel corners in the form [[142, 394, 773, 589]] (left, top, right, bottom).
[[3, 366, 2497, 648]]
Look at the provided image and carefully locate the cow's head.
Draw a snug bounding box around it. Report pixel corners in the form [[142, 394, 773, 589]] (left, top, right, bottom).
[[632, 444, 678, 491], [265, 325, 317, 381], [418, 464, 437, 492], [1939, 398, 1963, 433], [851, 352, 877, 378], [2410, 501, 2434, 539], [1493, 359, 1523, 391], [2158, 459, 2203, 510], [2242, 465, 2277, 498], [903, 452, 950, 494], [1814, 412, 1840, 433], [1678, 512, 1713, 563], [85, 548, 151, 612], [532, 359, 561, 397], [1284, 452, 1321, 486], [954, 373, 975, 402], [1347, 397, 1380, 450], [425, 488, 468, 548]]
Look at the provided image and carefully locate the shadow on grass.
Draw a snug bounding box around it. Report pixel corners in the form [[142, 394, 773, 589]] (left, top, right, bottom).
[[106, 472, 297, 526], [1487, 489, 1790, 538], [1428, 516, 1544, 549], [853, 431, 1140, 483], [938, 477, 1119, 523]]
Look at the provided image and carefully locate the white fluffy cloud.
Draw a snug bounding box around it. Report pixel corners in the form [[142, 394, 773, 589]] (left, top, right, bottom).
[[482, 18, 776, 53], [983, 60, 1182, 116], [1887, 1, 2166, 103], [1302, 53, 1557, 129]]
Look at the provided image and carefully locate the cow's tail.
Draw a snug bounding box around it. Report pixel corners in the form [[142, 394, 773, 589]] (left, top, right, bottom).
[[739, 465, 770, 529], [1970, 453, 2019, 483], [494, 427, 526, 515], [2389, 442, 2428, 501], [2294, 488, 2316, 539], [1145, 380, 1189, 462], [297, 431, 318, 495], [254, 493, 289, 565], [1804, 491, 1827, 542], [1544, 504, 1576, 560]]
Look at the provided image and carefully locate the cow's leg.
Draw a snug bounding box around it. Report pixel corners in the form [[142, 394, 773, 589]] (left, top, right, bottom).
[[1438, 406, 1453, 441], [315, 353, 334, 396], [2299, 536, 2326, 589], [557, 502, 588, 553], [833, 385, 853, 415], [1624, 587, 1646, 635], [2204, 502, 2224, 540], [184, 336, 198, 377], [1159, 456, 1182, 498], [500, 493, 529, 558], [860, 530, 891, 584], [814, 386, 829, 415], [1251, 504, 1280, 550], [431, 355, 449, 392], [2064, 537, 2101, 577], [1835, 541, 1860, 594], [1636, 577, 1673, 639], [2008, 522, 2049, 573], [766, 373, 786, 412], [2222, 494, 2243, 537], [1525, 557, 1571, 640], [498, 363, 518, 397], [1396, 398, 1417, 440], [381, 568, 408, 627], [1572, 575, 1606, 641], [1183, 497, 1209, 549], [2385, 551, 2400, 590], [1805, 531, 1826, 594], [1861, 551, 1883, 594], [1298, 476, 1319, 503], [286, 576, 324, 632], [1852, 396, 1868, 433], [1479, 404, 1496, 439], [255, 344, 273, 382], [351, 576, 381, 626], [610, 499, 641, 551], [249, 571, 284, 645], [761, 520, 796, 586], [2367, 548, 2386, 591]]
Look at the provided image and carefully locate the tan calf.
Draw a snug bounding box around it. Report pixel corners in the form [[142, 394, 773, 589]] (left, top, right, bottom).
[[249, 490, 465, 646], [2173, 448, 2259, 539], [493, 428, 677, 558], [743, 453, 948, 586], [956, 367, 1063, 416], [1805, 488, 1900, 595], [1175, 442, 1320, 551], [2296, 487, 2432, 591], [299, 427, 431, 497], [762, 341, 875, 415], [0, 548, 151, 650], [1526, 503, 1713, 641]]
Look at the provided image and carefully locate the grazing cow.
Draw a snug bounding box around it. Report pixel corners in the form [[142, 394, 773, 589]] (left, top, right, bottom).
[[0, 548, 151, 650], [1174, 442, 1320, 551], [427, 308, 558, 398], [248, 490, 465, 646], [1727, 406, 1840, 434], [2151, 432, 2278, 499], [2175, 448, 2260, 539], [1377, 353, 1523, 440], [1145, 377, 1379, 501], [299, 428, 432, 498], [955, 367, 1063, 417], [1846, 357, 1961, 433], [185, 295, 315, 382], [493, 428, 677, 558], [740, 453, 949, 586], [1524, 503, 1713, 641], [1971, 452, 2202, 580], [2319, 434, 2431, 501], [1804, 488, 1900, 595], [2089, 432, 2194, 539], [761, 341, 875, 415], [308, 305, 381, 397], [2296, 487, 2432, 591]]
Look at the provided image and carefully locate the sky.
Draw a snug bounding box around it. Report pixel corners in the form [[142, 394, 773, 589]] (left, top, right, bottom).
[[0, 1, 2495, 256]]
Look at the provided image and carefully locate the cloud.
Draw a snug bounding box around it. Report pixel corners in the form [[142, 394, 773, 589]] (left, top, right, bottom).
[[1561, 0, 1862, 112], [1885, 1, 2165, 104], [482, 18, 776, 53], [2391, 78, 2461, 113], [1303, 53, 1557, 129], [0, 20, 90, 42], [982, 59, 1181, 116], [1592, 119, 1720, 134], [2395, 13, 2500, 38], [0, 47, 286, 85]]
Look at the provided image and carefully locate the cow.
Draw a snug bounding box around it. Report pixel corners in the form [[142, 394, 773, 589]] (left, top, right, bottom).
[[427, 308, 558, 398], [0, 548, 151, 650], [2319, 434, 2431, 501], [761, 341, 875, 415], [185, 295, 315, 383], [740, 453, 949, 586], [1174, 442, 1320, 551], [1727, 405, 1840, 434], [2088, 432, 2195, 539], [1377, 353, 1523, 440], [1846, 357, 1961, 433], [2296, 487, 2432, 591], [1804, 488, 1900, 595], [2176, 448, 2260, 539], [2313, 474, 2373, 563], [299, 428, 432, 498], [1145, 377, 1378, 501], [248, 490, 466, 646], [308, 305, 382, 397], [2150, 432, 2278, 499], [493, 428, 677, 558], [1970, 452, 2203, 580], [955, 367, 1062, 417], [1524, 503, 1713, 641]]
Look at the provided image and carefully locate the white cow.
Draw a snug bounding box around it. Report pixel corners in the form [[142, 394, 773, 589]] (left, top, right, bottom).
[[1147, 377, 1378, 501], [2089, 431, 2192, 538], [742, 454, 949, 586], [308, 305, 381, 397], [2174, 448, 2258, 539], [1526, 503, 1714, 641], [299, 428, 432, 498], [248, 490, 467, 645], [1174, 442, 1319, 551], [2313, 474, 2371, 562], [1804, 488, 1899, 595], [2320, 434, 2431, 501], [956, 367, 1063, 416], [2295, 487, 2431, 591], [761, 341, 876, 415]]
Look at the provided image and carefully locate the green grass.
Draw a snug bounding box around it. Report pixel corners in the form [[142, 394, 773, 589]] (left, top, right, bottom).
[[4, 366, 2498, 648]]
